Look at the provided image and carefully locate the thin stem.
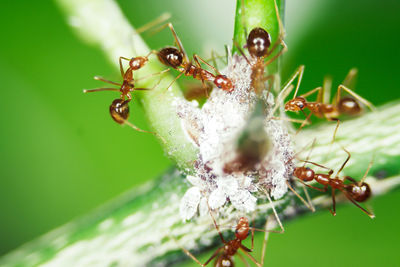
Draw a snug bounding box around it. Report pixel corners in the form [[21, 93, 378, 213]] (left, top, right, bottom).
[[56, 0, 198, 170], [233, 0, 283, 73], [2, 102, 400, 266]]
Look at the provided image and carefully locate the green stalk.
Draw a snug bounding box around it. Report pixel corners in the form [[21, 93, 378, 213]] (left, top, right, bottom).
[[1, 102, 400, 266], [233, 0, 283, 72], [56, 0, 198, 170], [3, 0, 398, 266]]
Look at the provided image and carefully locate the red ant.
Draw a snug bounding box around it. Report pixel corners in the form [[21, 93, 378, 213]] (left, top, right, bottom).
[[293, 146, 374, 218], [281, 67, 375, 140], [84, 52, 168, 138], [177, 211, 282, 267], [235, 0, 287, 96], [156, 23, 233, 95]]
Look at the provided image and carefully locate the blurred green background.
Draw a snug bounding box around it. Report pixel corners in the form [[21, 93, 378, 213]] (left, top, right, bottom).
[[0, 0, 399, 266]]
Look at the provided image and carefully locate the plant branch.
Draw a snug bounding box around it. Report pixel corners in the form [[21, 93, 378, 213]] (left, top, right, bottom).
[[2, 102, 400, 266], [56, 0, 198, 170]]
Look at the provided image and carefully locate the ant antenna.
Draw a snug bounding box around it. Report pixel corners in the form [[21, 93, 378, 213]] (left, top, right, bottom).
[[336, 146, 351, 177], [360, 156, 374, 184], [135, 13, 171, 35]]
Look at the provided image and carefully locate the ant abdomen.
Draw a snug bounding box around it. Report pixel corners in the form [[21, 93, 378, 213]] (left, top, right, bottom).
[[157, 47, 183, 68], [338, 97, 361, 115], [345, 181, 371, 202], [247, 27, 271, 58], [214, 75, 233, 92], [109, 99, 130, 124], [216, 255, 234, 267]]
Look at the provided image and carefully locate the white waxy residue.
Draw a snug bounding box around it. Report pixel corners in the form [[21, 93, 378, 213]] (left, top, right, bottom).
[[175, 55, 295, 220]]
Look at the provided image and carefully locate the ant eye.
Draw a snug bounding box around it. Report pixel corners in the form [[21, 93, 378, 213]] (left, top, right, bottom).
[[218, 85, 222, 88]]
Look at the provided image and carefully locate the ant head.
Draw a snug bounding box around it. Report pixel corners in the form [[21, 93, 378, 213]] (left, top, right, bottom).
[[247, 27, 271, 58], [338, 97, 361, 115], [109, 99, 130, 124], [216, 255, 234, 267], [285, 97, 307, 112], [345, 181, 371, 202], [214, 75, 233, 92], [235, 217, 250, 240], [129, 57, 148, 71], [157, 47, 183, 68], [294, 166, 314, 182]]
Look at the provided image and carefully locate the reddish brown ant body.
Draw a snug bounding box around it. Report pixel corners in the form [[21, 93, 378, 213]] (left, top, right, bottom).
[[293, 147, 374, 218], [282, 67, 375, 140], [84, 51, 168, 138], [156, 23, 233, 93], [178, 213, 280, 267], [235, 0, 287, 96]]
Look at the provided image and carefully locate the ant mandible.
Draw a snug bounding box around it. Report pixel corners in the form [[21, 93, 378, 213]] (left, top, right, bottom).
[[235, 0, 287, 96], [293, 147, 374, 218], [84, 51, 168, 138], [156, 23, 233, 95], [281, 67, 375, 141]]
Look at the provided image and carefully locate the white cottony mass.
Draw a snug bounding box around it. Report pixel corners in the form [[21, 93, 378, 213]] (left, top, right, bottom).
[[176, 54, 294, 221]]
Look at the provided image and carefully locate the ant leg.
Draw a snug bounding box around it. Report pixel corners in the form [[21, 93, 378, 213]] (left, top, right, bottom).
[[322, 75, 332, 104], [164, 71, 184, 93], [303, 160, 334, 173], [163, 22, 189, 63], [271, 84, 294, 116], [263, 74, 275, 99], [336, 147, 351, 177], [206, 202, 227, 244], [341, 68, 358, 91], [302, 183, 315, 211], [193, 55, 212, 97], [94, 76, 122, 86], [193, 54, 220, 75], [172, 232, 222, 267], [135, 13, 171, 34], [282, 65, 305, 100], [337, 85, 376, 111], [329, 188, 337, 216], [264, 40, 287, 66], [299, 86, 323, 100], [119, 56, 131, 77], [265, 191, 285, 233], [263, 0, 287, 65], [260, 215, 272, 267], [298, 180, 328, 193], [330, 119, 341, 144], [123, 120, 166, 144], [233, 39, 251, 66], [339, 189, 375, 218], [83, 88, 119, 93], [295, 110, 312, 135], [286, 181, 316, 211], [270, 116, 311, 125], [134, 68, 170, 83], [239, 246, 262, 267], [237, 253, 251, 267], [360, 157, 374, 183], [343, 176, 358, 183]]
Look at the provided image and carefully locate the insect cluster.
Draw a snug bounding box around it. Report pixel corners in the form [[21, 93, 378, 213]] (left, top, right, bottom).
[[84, 1, 376, 265]]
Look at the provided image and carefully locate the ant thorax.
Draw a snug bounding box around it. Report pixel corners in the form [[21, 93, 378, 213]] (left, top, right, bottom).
[[174, 54, 295, 220]]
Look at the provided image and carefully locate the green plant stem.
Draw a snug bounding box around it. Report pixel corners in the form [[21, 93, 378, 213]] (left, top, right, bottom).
[[2, 102, 400, 267], [233, 0, 283, 72], [56, 0, 198, 170]]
